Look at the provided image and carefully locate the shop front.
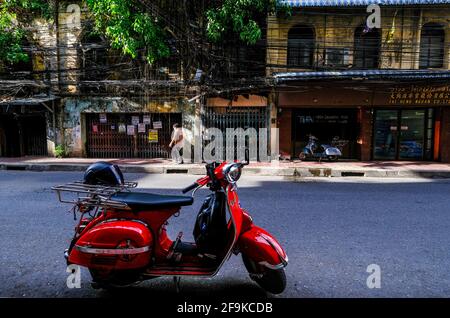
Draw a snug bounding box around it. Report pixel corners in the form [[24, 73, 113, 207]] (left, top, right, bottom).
[[292, 109, 359, 159], [276, 81, 449, 162], [373, 108, 435, 161]]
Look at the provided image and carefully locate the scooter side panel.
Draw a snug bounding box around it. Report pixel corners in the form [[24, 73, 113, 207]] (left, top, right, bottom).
[[325, 147, 342, 156], [238, 225, 288, 270], [69, 220, 152, 270]]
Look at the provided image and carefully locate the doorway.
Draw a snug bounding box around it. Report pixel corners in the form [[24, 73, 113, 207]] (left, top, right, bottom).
[[373, 109, 434, 160], [292, 109, 359, 159], [0, 114, 48, 157]]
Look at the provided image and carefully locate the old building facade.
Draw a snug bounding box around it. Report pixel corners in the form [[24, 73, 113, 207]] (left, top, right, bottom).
[[0, 0, 271, 161], [1, 1, 450, 163], [269, 1, 450, 162]]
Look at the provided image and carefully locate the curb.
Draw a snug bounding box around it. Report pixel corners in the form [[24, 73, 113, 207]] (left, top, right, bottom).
[[1, 163, 450, 178]]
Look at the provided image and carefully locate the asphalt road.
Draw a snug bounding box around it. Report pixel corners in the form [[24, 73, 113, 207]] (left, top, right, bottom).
[[0, 170, 450, 298]]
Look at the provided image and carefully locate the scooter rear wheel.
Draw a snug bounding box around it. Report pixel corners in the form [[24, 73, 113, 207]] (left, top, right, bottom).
[[242, 255, 286, 294]]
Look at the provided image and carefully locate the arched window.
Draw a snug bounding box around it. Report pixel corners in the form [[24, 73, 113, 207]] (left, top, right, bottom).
[[80, 33, 109, 81], [287, 24, 315, 68], [353, 26, 381, 69], [419, 23, 445, 69]]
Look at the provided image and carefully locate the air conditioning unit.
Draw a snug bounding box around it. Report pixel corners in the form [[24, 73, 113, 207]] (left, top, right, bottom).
[[324, 48, 350, 67]]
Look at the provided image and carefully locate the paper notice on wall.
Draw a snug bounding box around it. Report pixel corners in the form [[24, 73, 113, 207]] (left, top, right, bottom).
[[92, 124, 98, 133], [131, 116, 140, 125], [138, 123, 146, 133], [153, 121, 162, 129], [143, 115, 151, 124], [99, 113, 107, 123], [148, 129, 158, 143], [127, 125, 135, 136], [118, 124, 126, 133]]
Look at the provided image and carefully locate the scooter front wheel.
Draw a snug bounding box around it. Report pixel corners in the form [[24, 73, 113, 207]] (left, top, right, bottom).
[[327, 155, 339, 162], [242, 255, 286, 294], [299, 152, 307, 161]]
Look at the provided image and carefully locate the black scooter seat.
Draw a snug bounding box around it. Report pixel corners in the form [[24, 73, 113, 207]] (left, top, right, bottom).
[[111, 191, 193, 210]]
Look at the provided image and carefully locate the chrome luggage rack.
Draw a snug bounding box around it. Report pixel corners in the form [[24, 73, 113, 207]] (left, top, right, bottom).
[[52, 181, 138, 210]]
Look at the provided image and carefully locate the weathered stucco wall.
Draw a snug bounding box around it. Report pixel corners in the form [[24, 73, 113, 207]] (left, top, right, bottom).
[[62, 97, 197, 156]]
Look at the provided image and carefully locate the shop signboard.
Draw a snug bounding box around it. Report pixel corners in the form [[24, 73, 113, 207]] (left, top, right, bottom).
[[138, 123, 146, 133], [153, 121, 162, 129], [99, 113, 107, 123], [127, 125, 135, 136], [131, 116, 140, 125], [148, 129, 158, 143]]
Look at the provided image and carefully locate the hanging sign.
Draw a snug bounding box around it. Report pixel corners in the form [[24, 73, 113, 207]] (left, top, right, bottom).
[[118, 124, 126, 133], [127, 125, 135, 136], [148, 129, 158, 143], [143, 115, 151, 124], [153, 121, 162, 129], [111, 124, 116, 130], [138, 123, 146, 133], [131, 116, 140, 126], [99, 113, 107, 123]]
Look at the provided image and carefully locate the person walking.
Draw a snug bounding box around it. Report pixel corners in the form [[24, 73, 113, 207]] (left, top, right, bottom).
[[169, 123, 184, 164]]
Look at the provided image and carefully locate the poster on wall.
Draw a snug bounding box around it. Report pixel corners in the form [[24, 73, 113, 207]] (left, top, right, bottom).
[[127, 125, 135, 136], [143, 115, 151, 124], [118, 124, 126, 133], [99, 113, 107, 123], [148, 130, 158, 143], [138, 123, 146, 133], [131, 116, 140, 126], [153, 121, 162, 129], [92, 124, 98, 133]]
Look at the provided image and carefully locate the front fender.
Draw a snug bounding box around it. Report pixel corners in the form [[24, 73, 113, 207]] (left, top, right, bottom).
[[237, 225, 288, 270]]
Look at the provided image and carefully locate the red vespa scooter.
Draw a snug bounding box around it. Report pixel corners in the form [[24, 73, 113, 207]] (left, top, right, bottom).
[[53, 152, 288, 294]]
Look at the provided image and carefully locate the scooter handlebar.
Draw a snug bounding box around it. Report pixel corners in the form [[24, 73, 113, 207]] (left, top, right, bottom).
[[182, 182, 199, 194]]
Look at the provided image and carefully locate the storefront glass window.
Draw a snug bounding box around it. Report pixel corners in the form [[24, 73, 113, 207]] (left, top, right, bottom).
[[399, 110, 425, 160], [374, 110, 398, 160], [374, 109, 434, 161]]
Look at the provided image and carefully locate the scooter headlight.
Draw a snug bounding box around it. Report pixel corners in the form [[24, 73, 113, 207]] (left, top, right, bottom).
[[225, 164, 242, 183]]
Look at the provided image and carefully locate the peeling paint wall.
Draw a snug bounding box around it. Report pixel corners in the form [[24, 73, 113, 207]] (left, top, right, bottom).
[[62, 97, 197, 156]]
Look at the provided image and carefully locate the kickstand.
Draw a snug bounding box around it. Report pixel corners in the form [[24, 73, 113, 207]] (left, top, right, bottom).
[[173, 276, 181, 293]]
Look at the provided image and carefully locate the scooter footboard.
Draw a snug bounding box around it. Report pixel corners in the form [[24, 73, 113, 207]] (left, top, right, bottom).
[[237, 226, 288, 270]]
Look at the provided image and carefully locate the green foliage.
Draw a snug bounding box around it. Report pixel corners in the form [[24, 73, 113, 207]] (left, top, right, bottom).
[[55, 145, 66, 158], [0, 9, 28, 65], [0, 0, 289, 67], [206, 0, 291, 45], [84, 0, 170, 64], [0, 0, 52, 66], [2, 0, 53, 20]]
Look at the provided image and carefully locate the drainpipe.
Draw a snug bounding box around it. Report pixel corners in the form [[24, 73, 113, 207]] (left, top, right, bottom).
[[414, 9, 423, 69], [399, 8, 405, 69], [55, 0, 65, 151]]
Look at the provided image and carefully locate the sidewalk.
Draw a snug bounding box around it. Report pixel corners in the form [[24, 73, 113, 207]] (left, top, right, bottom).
[[1, 156, 450, 178]]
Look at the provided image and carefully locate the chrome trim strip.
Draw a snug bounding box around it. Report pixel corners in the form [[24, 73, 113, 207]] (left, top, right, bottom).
[[75, 245, 150, 255], [258, 261, 287, 270], [260, 235, 289, 267]]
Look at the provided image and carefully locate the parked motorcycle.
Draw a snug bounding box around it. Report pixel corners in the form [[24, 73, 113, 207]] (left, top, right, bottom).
[[53, 151, 288, 294], [299, 135, 342, 162]]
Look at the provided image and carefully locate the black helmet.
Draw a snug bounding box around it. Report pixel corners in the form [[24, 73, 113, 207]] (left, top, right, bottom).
[[83, 162, 124, 186]]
